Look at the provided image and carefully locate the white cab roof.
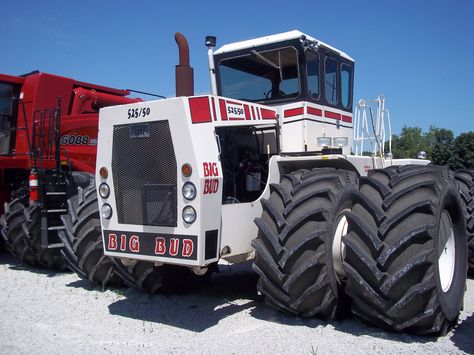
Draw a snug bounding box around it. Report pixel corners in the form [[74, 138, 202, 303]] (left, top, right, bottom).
[[214, 30, 354, 62]]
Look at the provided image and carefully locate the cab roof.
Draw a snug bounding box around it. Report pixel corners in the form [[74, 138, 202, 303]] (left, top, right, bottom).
[[214, 30, 354, 62]]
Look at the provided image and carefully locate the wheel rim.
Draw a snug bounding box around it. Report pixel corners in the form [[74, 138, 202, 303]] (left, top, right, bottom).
[[438, 211, 456, 292], [332, 211, 349, 280]]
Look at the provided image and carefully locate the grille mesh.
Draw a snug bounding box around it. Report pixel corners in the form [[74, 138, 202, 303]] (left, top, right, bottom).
[[112, 121, 177, 226]]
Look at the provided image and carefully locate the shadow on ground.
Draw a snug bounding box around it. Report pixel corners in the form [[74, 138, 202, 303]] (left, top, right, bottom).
[[451, 313, 474, 353], [106, 260, 468, 345], [108, 261, 261, 332], [0, 249, 67, 277]]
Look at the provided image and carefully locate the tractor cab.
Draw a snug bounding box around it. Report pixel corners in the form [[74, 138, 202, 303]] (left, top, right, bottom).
[[211, 31, 355, 154]]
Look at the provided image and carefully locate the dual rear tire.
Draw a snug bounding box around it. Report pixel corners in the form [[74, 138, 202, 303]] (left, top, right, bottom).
[[254, 165, 467, 335]]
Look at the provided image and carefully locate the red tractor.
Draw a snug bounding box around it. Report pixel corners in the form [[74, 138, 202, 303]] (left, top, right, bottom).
[[0, 71, 140, 284]]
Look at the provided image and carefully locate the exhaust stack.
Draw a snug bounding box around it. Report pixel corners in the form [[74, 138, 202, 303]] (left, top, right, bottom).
[[175, 32, 194, 97]]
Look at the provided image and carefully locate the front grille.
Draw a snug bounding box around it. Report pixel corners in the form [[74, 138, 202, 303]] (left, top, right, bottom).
[[112, 121, 177, 226]]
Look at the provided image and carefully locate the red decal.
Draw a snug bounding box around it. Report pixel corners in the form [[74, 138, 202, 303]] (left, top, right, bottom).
[[108, 233, 117, 250], [211, 97, 217, 121], [204, 178, 219, 194], [244, 105, 251, 120], [182, 239, 194, 257], [129, 235, 140, 253], [261, 108, 276, 120], [307, 107, 322, 116], [189, 97, 212, 124], [155, 237, 166, 255], [226, 100, 242, 106], [120, 234, 126, 251], [203, 162, 218, 177], [169, 238, 179, 256], [342, 115, 352, 123], [325, 111, 341, 120], [219, 99, 228, 120], [284, 107, 304, 118]]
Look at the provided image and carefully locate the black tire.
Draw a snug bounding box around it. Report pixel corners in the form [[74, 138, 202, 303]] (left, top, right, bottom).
[[111, 258, 164, 294], [22, 204, 68, 270], [455, 170, 474, 274], [252, 168, 358, 319], [58, 181, 123, 288], [0, 191, 39, 267], [343, 165, 467, 335]]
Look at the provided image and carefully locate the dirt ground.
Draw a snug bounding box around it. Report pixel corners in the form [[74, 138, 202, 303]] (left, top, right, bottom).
[[0, 249, 473, 355]]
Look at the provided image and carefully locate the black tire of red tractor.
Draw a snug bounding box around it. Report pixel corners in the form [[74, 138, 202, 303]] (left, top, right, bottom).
[[455, 170, 474, 274], [343, 165, 467, 335], [111, 258, 164, 294], [252, 168, 358, 319], [22, 204, 68, 270], [58, 181, 123, 288], [0, 191, 39, 267]]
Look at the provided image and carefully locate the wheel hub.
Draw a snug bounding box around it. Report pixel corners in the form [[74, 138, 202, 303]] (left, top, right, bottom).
[[332, 211, 349, 280], [438, 211, 456, 292]]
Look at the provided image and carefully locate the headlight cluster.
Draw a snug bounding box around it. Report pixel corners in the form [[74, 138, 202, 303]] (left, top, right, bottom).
[[98, 168, 112, 220], [181, 164, 197, 224], [317, 137, 349, 148], [98, 164, 200, 224]]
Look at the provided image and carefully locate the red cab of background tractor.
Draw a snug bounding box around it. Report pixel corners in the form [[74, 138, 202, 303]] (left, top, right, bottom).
[[0, 71, 140, 214]]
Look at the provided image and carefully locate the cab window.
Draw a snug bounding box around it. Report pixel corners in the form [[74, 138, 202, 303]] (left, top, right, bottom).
[[341, 64, 352, 109], [306, 51, 320, 99], [324, 56, 338, 105]]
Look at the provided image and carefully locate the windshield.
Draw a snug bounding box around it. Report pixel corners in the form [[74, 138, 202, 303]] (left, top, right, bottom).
[[218, 46, 300, 103], [0, 83, 16, 154]]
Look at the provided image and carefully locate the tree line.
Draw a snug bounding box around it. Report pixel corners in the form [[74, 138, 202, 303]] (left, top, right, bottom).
[[389, 126, 474, 170]]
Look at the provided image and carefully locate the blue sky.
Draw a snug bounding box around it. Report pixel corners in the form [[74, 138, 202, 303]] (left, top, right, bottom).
[[1, 0, 473, 135]]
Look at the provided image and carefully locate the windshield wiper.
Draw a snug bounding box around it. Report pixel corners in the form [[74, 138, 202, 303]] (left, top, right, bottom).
[[250, 50, 283, 82]]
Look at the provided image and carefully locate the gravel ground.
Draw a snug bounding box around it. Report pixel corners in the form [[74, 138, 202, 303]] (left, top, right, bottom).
[[0, 249, 473, 355]]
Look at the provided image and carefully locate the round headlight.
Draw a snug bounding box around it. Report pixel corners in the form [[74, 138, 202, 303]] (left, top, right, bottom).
[[182, 182, 197, 200], [101, 204, 113, 219], [99, 183, 110, 198], [182, 206, 196, 224]]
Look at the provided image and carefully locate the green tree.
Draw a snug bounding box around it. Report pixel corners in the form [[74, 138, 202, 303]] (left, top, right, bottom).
[[391, 126, 425, 159], [427, 127, 455, 166], [450, 132, 474, 169]]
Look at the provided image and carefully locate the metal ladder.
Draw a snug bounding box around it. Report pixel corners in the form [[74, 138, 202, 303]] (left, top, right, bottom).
[[353, 94, 393, 167]]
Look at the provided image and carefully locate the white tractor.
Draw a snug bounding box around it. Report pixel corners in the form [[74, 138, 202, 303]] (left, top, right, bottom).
[[90, 31, 467, 334]]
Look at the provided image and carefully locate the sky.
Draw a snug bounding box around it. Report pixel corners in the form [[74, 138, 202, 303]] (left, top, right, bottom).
[[1, 0, 473, 136]]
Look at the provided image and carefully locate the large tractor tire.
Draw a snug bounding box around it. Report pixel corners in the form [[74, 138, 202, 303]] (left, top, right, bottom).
[[111, 259, 164, 294], [59, 181, 123, 288], [22, 204, 68, 270], [455, 170, 474, 274], [0, 190, 39, 267], [112, 260, 216, 294], [252, 168, 358, 319], [343, 165, 467, 335]]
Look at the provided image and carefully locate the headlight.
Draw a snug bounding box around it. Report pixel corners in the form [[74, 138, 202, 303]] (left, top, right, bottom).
[[101, 204, 112, 219], [333, 137, 348, 147], [182, 182, 197, 200], [99, 183, 110, 198], [317, 137, 332, 147], [182, 206, 196, 224]]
